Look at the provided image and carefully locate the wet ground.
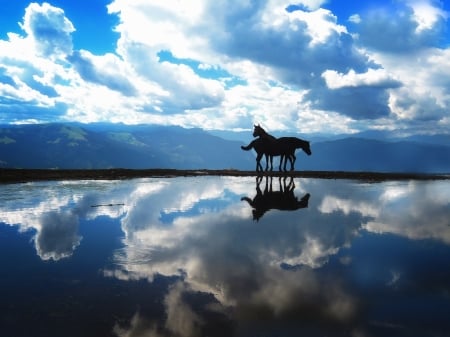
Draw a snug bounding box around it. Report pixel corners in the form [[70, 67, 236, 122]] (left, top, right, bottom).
[[1, 168, 448, 184]]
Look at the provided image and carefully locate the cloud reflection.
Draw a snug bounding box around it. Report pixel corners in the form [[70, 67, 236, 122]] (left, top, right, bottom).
[[35, 210, 81, 260], [107, 177, 367, 334], [0, 180, 129, 260], [105, 177, 450, 336], [1, 177, 449, 335]]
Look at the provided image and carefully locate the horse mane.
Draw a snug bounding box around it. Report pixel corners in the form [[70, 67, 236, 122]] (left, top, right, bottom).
[[254, 124, 276, 141]]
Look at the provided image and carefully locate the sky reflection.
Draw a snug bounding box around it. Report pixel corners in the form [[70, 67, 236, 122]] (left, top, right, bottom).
[[1, 177, 449, 336]]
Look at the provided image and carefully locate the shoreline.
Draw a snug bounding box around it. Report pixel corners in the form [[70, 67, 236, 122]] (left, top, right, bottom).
[[1, 168, 449, 184]]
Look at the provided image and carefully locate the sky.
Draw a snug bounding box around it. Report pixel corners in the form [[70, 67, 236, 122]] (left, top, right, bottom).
[[0, 0, 449, 135]]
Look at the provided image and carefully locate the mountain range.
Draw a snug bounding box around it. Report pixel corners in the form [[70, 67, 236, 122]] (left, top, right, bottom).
[[1, 123, 449, 173]]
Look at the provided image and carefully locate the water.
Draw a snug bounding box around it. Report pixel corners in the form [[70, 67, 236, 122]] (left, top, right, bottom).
[[1, 176, 449, 337]]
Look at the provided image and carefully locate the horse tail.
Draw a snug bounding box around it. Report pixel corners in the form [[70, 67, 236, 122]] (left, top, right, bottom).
[[241, 139, 256, 151], [240, 196, 253, 205]]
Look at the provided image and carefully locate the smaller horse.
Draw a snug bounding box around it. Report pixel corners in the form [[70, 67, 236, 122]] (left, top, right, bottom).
[[275, 136, 312, 170]]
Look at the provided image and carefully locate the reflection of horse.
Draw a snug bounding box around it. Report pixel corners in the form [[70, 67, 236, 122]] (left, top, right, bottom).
[[241, 176, 310, 221], [241, 125, 312, 171]]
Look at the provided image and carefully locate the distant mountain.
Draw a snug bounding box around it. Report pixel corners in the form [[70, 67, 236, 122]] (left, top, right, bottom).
[[0, 123, 253, 169], [1, 123, 449, 173], [297, 138, 450, 173]]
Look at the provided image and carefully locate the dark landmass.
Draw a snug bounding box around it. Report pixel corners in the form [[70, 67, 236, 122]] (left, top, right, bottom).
[[2, 123, 450, 173], [0, 123, 254, 170], [1, 168, 448, 184]]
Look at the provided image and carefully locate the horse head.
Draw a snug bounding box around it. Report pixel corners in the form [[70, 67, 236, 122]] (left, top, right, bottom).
[[253, 124, 268, 138], [304, 141, 312, 155]]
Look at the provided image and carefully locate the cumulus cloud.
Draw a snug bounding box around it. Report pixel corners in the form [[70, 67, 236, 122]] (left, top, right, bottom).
[[322, 68, 401, 89], [68, 50, 136, 96], [355, 1, 447, 53], [0, 0, 449, 133], [105, 0, 450, 130], [311, 68, 401, 119], [408, 0, 449, 32], [371, 46, 450, 124], [20, 2, 75, 57]]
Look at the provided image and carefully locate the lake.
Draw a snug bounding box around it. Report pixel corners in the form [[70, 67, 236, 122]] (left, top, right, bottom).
[[1, 176, 450, 337]]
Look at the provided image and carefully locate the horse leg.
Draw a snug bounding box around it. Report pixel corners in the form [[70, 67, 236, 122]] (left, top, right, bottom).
[[290, 153, 296, 171], [280, 154, 291, 171], [287, 176, 294, 191], [256, 153, 263, 171], [256, 175, 263, 186], [279, 155, 284, 171], [263, 154, 269, 171], [269, 155, 274, 171], [264, 175, 270, 193], [284, 154, 291, 171]]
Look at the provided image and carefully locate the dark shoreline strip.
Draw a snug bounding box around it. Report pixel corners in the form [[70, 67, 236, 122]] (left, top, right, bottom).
[[1, 168, 449, 184]]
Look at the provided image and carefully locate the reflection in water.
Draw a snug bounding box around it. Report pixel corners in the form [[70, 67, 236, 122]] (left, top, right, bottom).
[[241, 176, 310, 221], [1, 177, 450, 336], [36, 210, 82, 260], [0, 180, 127, 260]]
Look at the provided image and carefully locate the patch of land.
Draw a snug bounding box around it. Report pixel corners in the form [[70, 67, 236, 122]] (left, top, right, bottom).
[[1, 168, 449, 184]]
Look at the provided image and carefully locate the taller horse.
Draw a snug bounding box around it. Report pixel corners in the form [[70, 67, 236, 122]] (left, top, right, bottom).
[[241, 138, 283, 171], [241, 125, 311, 171]]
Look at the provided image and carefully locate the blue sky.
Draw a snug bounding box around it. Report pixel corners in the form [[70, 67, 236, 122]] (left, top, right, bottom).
[[0, 1, 449, 136]]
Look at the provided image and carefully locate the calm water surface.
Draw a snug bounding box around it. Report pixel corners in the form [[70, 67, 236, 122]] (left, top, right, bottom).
[[1, 176, 449, 337]]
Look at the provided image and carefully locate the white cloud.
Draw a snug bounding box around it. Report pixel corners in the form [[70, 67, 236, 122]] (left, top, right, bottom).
[[288, 8, 348, 46], [105, 0, 383, 126], [348, 14, 361, 24], [0, 0, 449, 134], [406, 0, 449, 32], [297, 0, 328, 10], [108, 0, 208, 60], [372, 48, 450, 124], [322, 68, 401, 89], [68, 50, 136, 96], [20, 2, 75, 58], [355, 0, 448, 53]]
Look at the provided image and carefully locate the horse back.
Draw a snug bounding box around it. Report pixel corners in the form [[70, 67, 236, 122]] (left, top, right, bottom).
[[278, 137, 308, 148]]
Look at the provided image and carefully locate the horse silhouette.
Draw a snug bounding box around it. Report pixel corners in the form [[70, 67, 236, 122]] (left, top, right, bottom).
[[241, 125, 312, 171], [241, 176, 310, 221]]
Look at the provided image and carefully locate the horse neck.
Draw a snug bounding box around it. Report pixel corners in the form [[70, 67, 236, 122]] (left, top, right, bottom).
[[259, 129, 276, 141], [295, 138, 308, 149]]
